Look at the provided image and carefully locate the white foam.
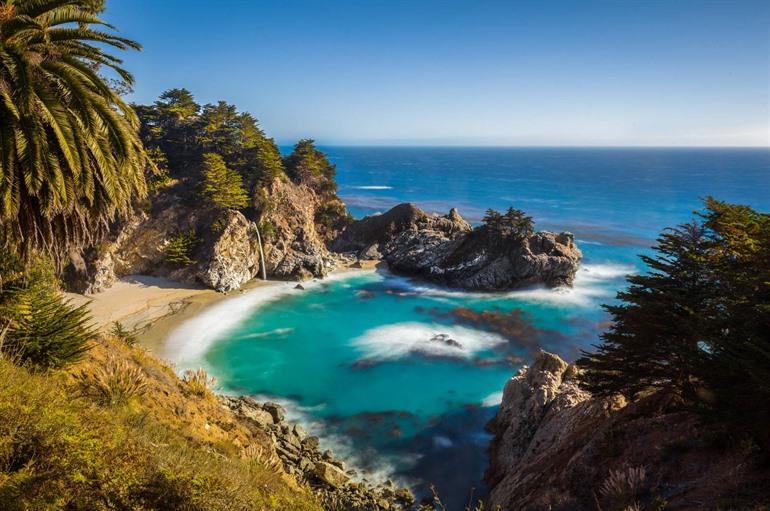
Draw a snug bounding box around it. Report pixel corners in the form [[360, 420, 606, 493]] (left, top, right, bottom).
[[351, 322, 508, 361], [352, 185, 393, 190], [382, 263, 635, 308], [235, 328, 294, 340], [481, 391, 504, 407], [237, 392, 415, 486], [163, 269, 376, 367]]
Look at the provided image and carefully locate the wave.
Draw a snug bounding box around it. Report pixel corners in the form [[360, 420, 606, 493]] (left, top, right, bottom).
[[481, 391, 504, 407], [351, 322, 508, 361], [378, 263, 635, 308], [235, 328, 294, 340], [351, 185, 393, 190], [163, 269, 376, 367]]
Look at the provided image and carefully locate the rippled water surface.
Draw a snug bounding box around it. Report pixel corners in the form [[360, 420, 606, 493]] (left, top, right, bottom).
[[166, 147, 770, 509]]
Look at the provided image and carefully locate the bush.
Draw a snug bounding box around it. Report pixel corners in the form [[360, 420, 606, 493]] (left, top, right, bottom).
[[0, 258, 94, 370], [75, 357, 148, 407], [111, 321, 138, 346], [182, 368, 216, 397], [164, 230, 199, 266]]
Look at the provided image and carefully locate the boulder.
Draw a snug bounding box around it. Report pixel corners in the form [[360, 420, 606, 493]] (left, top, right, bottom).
[[331, 203, 471, 255], [262, 402, 286, 423], [314, 461, 350, 488]]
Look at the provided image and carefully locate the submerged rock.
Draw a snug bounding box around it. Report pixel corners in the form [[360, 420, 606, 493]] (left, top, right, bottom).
[[332, 203, 581, 291]]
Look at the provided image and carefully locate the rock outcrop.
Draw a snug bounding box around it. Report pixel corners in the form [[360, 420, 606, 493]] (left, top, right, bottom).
[[485, 351, 770, 510], [196, 210, 263, 292], [332, 203, 581, 290], [258, 178, 337, 280], [220, 396, 416, 511], [66, 177, 350, 294]]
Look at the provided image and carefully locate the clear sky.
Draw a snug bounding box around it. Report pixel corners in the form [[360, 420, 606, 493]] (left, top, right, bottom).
[[106, 0, 770, 147]]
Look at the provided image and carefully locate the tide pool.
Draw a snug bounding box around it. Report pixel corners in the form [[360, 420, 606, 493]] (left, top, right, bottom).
[[164, 147, 770, 509]]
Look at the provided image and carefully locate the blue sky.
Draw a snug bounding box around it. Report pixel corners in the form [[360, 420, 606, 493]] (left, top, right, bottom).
[[106, 0, 770, 147]]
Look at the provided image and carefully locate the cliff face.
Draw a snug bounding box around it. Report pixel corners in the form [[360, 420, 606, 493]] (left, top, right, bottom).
[[258, 177, 341, 281], [332, 203, 581, 290], [66, 177, 346, 294], [486, 352, 770, 511]]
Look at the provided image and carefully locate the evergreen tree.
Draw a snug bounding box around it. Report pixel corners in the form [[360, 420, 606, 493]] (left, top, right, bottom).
[[0, 255, 94, 370], [284, 139, 337, 195], [579, 222, 712, 400], [579, 198, 770, 445], [200, 153, 249, 210]]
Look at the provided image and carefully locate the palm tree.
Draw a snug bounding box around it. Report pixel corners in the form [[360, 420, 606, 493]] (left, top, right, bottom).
[[0, 0, 148, 261]]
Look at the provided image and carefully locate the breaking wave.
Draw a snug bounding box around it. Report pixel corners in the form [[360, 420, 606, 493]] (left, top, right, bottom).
[[350, 322, 508, 361]]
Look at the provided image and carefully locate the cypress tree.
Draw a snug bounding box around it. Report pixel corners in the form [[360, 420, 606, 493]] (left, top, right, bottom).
[[200, 153, 249, 210]]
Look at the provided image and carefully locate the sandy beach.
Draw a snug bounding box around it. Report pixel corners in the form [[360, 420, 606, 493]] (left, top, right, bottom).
[[67, 260, 383, 356]]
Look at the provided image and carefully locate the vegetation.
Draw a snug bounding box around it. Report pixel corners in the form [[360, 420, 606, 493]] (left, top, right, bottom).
[[284, 139, 338, 196], [482, 207, 534, 239], [579, 198, 770, 447], [0, 337, 322, 511], [201, 153, 249, 210], [0, 255, 93, 370], [135, 89, 285, 205], [164, 230, 199, 266], [110, 321, 138, 346], [75, 357, 148, 406], [0, 0, 149, 259], [182, 367, 217, 397]]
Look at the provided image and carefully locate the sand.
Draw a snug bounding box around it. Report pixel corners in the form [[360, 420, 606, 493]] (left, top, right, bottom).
[[67, 260, 384, 355]]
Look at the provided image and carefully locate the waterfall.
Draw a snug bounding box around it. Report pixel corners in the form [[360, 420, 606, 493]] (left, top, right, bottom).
[[255, 224, 267, 280]]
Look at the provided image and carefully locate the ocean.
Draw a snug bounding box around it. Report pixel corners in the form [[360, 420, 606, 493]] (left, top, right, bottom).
[[164, 147, 770, 509]]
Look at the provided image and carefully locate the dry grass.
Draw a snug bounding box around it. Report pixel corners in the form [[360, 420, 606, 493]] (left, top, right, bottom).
[[182, 367, 216, 397], [0, 336, 321, 511], [598, 465, 647, 511], [75, 356, 148, 406]]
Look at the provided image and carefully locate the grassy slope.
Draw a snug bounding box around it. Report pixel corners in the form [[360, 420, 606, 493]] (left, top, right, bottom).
[[0, 335, 322, 511]]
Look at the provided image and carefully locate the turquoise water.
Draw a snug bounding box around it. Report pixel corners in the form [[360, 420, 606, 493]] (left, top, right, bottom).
[[167, 148, 770, 509]]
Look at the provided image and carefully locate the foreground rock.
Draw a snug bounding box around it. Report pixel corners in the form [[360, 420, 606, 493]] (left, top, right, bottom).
[[220, 396, 416, 511], [485, 351, 770, 510], [333, 203, 581, 290]]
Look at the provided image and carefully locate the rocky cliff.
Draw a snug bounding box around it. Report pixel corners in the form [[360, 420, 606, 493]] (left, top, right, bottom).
[[485, 351, 770, 510], [332, 203, 581, 290], [66, 177, 346, 294]]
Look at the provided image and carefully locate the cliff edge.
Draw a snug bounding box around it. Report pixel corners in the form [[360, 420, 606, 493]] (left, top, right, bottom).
[[485, 351, 770, 511]]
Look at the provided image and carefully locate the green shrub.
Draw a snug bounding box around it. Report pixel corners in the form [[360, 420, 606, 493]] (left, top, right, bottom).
[[164, 230, 199, 266], [0, 258, 94, 370]]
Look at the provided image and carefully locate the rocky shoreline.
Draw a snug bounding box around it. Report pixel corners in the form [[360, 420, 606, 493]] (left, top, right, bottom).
[[220, 396, 416, 511]]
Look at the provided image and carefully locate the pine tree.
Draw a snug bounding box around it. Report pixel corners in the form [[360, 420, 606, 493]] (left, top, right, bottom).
[[200, 153, 249, 210]]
